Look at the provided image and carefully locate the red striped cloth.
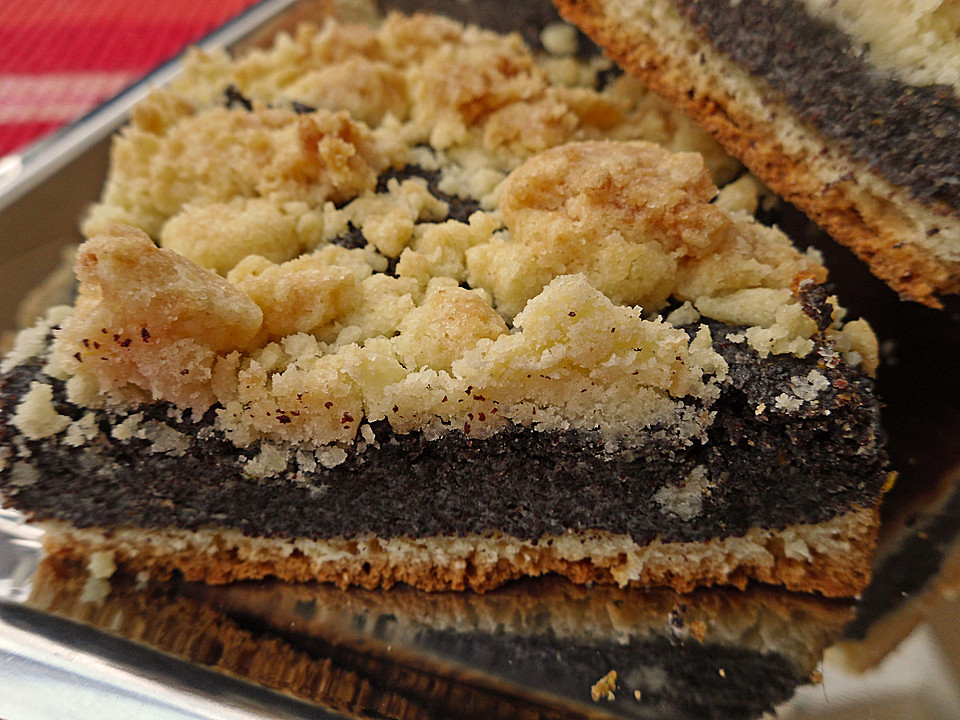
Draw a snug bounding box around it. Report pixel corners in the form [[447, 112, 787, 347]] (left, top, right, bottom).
[[0, 0, 262, 158]]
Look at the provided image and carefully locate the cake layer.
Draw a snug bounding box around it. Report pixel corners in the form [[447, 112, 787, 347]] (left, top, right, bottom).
[[673, 0, 960, 213], [0, 319, 885, 546], [1, 312, 887, 597], [39, 507, 879, 596]]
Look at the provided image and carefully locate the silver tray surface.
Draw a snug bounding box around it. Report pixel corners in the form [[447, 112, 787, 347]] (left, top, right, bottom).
[[2, 1, 960, 718]]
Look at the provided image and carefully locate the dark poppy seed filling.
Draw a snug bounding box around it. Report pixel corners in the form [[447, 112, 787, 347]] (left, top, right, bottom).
[[672, 0, 960, 214], [325, 164, 485, 273], [375, 164, 483, 224], [224, 84, 254, 111], [0, 323, 887, 545]]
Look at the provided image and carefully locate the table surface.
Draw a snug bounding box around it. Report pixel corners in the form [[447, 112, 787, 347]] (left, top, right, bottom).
[[0, 0, 261, 159]]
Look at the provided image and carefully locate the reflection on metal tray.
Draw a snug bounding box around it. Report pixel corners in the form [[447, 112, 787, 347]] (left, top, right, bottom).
[[16, 555, 854, 720], [2, 0, 960, 718], [2, 520, 959, 720]]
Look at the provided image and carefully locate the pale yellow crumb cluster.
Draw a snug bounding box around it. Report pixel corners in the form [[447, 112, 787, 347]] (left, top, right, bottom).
[[803, 0, 960, 92], [18, 13, 878, 460]]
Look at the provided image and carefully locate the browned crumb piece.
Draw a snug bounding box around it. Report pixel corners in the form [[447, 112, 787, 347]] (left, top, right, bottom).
[[591, 669, 617, 701]]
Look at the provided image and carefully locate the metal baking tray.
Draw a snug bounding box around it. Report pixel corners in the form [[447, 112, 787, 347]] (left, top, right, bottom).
[[2, 1, 960, 718], [0, 0, 325, 337]]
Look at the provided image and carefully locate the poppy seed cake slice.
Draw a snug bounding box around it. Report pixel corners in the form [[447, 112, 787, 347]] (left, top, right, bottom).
[[0, 12, 888, 597]]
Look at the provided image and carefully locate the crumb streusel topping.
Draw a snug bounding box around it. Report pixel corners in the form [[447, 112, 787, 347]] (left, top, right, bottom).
[[10, 14, 877, 461]]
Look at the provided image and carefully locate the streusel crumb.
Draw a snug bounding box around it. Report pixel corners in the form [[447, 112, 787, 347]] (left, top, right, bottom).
[[41, 14, 878, 463]]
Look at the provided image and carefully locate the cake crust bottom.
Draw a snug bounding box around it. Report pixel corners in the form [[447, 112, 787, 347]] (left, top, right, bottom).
[[42, 506, 880, 597]]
